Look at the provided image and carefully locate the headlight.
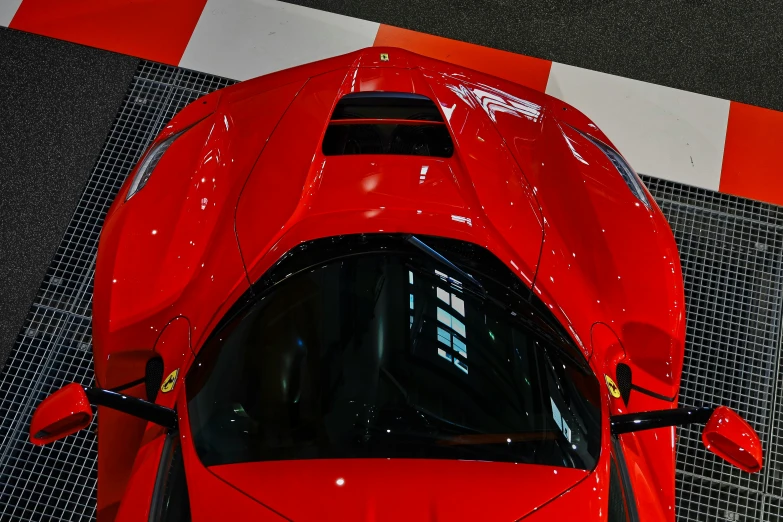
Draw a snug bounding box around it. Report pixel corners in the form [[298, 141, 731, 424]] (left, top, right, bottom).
[[571, 126, 650, 208], [126, 127, 190, 201], [126, 131, 183, 200]]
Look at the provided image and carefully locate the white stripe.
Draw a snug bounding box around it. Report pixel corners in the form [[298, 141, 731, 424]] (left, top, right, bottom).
[[546, 62, 729, 191], [0, 0, 23, 27], [180, 0, 379, 81]]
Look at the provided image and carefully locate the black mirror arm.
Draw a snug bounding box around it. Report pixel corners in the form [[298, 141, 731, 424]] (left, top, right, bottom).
[[611, 406, 714, 435], [84, 387, 177, 430]]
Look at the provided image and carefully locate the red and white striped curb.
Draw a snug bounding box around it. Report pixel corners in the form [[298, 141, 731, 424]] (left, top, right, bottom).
[[2, 0, 781, 206]]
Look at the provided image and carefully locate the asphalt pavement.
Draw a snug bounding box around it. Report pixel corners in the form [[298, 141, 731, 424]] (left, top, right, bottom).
[[286, 0, 783, 112], [0, 28, 138, 369]]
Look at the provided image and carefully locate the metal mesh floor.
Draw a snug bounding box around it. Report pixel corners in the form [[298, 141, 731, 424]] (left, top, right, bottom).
[[640, 176, 783, 521], [0, 62, 235, 521], [0, 59, 781, 521]]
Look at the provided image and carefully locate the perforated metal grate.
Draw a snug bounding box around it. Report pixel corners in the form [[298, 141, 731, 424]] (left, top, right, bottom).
[[0, 61, 234, 522], [0, 58, 781, 521], [642, 175, 783, 521]]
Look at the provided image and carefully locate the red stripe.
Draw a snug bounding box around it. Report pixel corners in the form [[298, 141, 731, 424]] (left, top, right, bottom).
[[720, 101, 783, 206], [373, 24, 552, 93], [9, 0, 208, 65]]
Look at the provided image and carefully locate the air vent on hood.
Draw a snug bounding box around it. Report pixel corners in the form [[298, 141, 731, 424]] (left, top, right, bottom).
[[322, 92, 454, 158]]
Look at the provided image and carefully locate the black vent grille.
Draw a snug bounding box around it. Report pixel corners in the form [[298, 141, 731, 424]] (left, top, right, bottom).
[[615, 362, 632, 406], [145, 357, 164, 403], [322, 92, 453, 157], [331, 92, 444, 122]]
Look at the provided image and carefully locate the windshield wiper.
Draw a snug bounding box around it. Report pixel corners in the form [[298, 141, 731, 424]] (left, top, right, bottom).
[[405, 235, 486, 297]]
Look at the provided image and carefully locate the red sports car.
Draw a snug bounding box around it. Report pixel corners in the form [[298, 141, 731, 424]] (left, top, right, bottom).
[[30, 48, 761, 522]]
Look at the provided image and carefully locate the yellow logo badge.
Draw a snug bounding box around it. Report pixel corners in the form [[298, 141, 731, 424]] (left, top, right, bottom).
[[161, 369, 179, 393], [380, 53, 389, 62], [605, 375, 621, 399]]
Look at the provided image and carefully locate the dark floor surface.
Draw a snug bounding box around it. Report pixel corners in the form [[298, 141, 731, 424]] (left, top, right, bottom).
[[0, 28, 138, 369], [285, 0, 783, 112]]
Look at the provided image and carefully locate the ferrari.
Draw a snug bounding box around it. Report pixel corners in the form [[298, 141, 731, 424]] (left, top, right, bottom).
[[30, 48, 762, 521]]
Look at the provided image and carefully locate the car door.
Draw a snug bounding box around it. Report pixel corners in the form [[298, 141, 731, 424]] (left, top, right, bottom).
[[113, 318, 194, 522], [113, 427, 192, 522], [609, 435, 640, 522], [150, 431, 191, 522]]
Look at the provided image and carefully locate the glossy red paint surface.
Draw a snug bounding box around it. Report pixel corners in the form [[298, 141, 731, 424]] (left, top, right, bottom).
[[213, 459, 587, 521], [114, 433, 167, 522], [80, 47, 758, 521], [703, 406, 763, 473], [96, 318, 193, 520], [373, 25, 553, 92], [29, 383, 92, 446], [521, 463, 608, 521], [174, 387, 290, 521], [592, 316, 678, 516], [96, 387, 148, 521], [153, 317, 193, 409]]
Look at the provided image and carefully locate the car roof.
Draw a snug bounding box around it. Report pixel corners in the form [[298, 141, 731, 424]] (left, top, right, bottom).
[[222, 47, 684, 396]]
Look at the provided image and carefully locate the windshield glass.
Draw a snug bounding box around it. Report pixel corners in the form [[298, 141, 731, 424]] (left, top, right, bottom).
[[186, 235, 602, 470]]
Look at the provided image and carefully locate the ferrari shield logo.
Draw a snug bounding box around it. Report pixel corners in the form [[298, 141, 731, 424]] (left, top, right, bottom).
[[161, 369, 179, 393], [380, 53, 389, 62], [604, 375, 621, 399]]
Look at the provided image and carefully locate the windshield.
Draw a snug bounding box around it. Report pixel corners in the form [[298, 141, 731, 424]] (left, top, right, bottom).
[[186, 235, 601, 470]]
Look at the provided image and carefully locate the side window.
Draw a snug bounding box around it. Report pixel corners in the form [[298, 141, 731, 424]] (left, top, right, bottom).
[[608, 436, 638, 522], [151, 433, 192, 522]]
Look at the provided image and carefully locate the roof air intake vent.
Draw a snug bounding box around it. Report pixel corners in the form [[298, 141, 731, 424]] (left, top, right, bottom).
[[322, 92, 454, 158]]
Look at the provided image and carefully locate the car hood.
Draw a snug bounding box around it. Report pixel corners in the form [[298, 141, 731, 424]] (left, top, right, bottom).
[[233, 47, 546, 292], [98, 48, 683, 403], [210, 459, 588, 521], [228, 48, 683, 399]]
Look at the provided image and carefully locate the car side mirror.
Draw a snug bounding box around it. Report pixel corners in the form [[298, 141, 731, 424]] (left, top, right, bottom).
[[611, 404, 763, 473], [29, 383, 93, 446], [703, 406, 762, 473]]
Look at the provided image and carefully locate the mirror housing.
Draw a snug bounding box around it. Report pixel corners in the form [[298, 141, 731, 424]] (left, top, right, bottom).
[[703, 406, 763, 473], [611, 405, 763, 474], [29, 383, 93, 446], [30, 383, 177, 446]]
